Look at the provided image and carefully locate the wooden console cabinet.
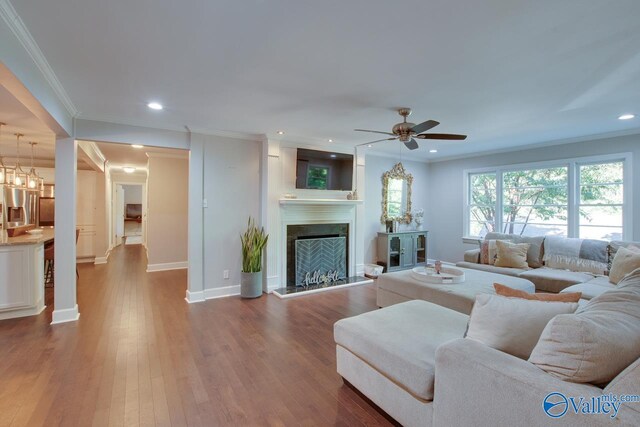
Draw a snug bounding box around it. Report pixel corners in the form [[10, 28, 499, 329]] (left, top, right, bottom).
[[377, 231, 428, 272]]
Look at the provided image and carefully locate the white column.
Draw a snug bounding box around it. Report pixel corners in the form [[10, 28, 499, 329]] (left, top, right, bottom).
[[355, 149, 366, 276], [186, 133, 204, 303], [52, 137, 80, 324]]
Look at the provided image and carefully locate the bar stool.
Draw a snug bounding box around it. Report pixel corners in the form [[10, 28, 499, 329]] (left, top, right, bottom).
[[43, 229, 80, 287]]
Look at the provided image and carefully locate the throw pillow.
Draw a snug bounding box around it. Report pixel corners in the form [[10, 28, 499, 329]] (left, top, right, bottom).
[[494, 240, 530, 269], [529, 268, 640, 384], [479, 239, 506, 265], [493, 283, 582, 303], [465, 294, 578, 360], [609, 245, 640, 284]]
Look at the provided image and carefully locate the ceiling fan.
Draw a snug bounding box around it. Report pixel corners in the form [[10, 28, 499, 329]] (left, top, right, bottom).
[[355, 108, 467, 150]]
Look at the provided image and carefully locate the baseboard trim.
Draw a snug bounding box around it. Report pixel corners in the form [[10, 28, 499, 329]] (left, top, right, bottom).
[[185, 290, 205, 304], [51, 304, 80, 324], [146, 261, 188, 273], [94, 250, 111, 265], [76, 257, 95, 264], [204, 285, 240, 300]]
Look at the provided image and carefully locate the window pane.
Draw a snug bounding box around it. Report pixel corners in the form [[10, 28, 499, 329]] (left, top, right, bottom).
[[580, 162, 623, 184], [469, 220, 493, 238], [502, 167, 568, 237], [468, 173, 496, 237], [580, 184, 623, 205], [579, 226, 623, 241], [579, 206, 623, 227], [503, 222, 567, 237]]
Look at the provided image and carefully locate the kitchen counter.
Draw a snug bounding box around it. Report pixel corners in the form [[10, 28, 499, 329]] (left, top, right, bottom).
[[0, 227, 54, 246], [0, 227, 50, 320]]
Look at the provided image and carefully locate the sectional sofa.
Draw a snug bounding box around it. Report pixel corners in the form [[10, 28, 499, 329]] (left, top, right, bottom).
[[457, 232, 638, 299], [335, 269, 640, 427]]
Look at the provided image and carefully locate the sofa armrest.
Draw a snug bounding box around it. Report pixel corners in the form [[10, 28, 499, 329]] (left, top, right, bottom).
[[433, 339, 606, 427], [463, 248, 480, 263]]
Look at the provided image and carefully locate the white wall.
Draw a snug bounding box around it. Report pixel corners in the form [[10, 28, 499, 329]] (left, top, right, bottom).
[[428, 134, 640, 263], [202, 135, 261, 295], [364, 154, 430, 264], [123, 184, 142, 204], [147, 156, 188, 269]]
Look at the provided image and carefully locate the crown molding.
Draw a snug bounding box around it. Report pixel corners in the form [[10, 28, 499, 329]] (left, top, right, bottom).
[[429, 127, 640, 164], [0, 0, 78, 118]]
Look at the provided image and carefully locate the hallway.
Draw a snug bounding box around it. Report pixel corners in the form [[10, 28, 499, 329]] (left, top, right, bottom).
[[0, 245, 389, 426]]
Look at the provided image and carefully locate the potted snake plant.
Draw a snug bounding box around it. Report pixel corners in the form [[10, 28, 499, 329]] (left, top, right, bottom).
[[240, 217, 269, 298]]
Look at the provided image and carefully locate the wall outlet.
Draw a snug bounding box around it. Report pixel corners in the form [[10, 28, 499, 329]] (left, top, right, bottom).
[[223, 270, 229, 279]]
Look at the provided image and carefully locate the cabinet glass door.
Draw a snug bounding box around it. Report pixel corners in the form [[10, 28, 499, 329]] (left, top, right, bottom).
[[401, 235, 415, 268], [389, 236, 401, 269], [416, 234, 426, 265]]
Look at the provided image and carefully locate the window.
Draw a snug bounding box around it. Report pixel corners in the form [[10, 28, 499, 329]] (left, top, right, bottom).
[[464, 155, 630, 240], [502, 167, 568, 237], [468, 172, 497, 237], [578, 161, 624, 240], [306, 166, 329, 189]]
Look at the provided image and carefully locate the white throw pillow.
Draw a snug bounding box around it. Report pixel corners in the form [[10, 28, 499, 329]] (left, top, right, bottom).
[[465, 294, 578, 360]]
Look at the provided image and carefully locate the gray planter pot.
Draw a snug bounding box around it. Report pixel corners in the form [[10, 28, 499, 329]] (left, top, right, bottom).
[[240, 271, 263, 298]]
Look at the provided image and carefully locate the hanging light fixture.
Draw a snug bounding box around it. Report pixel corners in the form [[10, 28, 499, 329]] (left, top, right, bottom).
[[27, 141, 41, 190], [10, 133, 27, 188]]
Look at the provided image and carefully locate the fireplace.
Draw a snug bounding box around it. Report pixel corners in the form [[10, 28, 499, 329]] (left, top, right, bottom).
[[286, 223, 349, 287]]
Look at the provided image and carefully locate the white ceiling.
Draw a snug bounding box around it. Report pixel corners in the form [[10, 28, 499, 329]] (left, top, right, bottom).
[[11, 0, 640, 160], [95, 141, 187, 170], [0, 84, 55, 162]]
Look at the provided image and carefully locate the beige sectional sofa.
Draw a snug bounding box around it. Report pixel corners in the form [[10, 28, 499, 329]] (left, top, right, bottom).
[[457, 232, 636, 298], [335, 269, 640, 427]]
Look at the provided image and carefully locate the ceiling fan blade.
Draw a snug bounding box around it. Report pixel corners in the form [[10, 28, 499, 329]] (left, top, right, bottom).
[[416, 133, 467, 140], [411, 120, 440, 134], [403, 138, 419, 150], [354, 129, 395, 136], [361, 137, 398, 145]]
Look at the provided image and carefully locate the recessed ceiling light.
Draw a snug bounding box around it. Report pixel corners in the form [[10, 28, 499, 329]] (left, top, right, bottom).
[[147, 102, 163, 110], [123, 167, 136, 174], [367, 144, 372, 148], [131, 144, 144, 149], [429, 149, 438, 153], [276, 130, 285, 135], [328, 139, 333, 142], [330, 154, 337, 158], [618, 114, 635, 120]]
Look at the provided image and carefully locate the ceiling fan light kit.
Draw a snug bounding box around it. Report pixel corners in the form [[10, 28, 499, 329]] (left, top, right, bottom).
[[355, 108, 467, 150]]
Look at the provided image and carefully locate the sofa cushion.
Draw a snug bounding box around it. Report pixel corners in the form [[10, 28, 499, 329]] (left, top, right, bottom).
[[529, 268, 640, 385], [479, 239, 505, 265], [465, 294, 578, 359], [334, 300, 468, 401], [561, 276, 615, 300], [517, 268, 594, 293], [455, 261, 527, 277], [485, 232, 545, 268], [494, 240, 530, 269], [609, 246, 640, 284], [543, 236, 608, 275]]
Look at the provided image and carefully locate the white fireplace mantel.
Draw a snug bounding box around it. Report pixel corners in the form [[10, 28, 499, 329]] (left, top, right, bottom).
[[279, 198, 364, 206]]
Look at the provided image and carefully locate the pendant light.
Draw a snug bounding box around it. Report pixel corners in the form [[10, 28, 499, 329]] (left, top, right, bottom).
[[27, 141, 41, 190], [10, 133, 27, 188]]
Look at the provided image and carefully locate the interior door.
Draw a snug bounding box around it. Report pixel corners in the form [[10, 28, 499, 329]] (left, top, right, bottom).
[[115, 185, 125, 246]]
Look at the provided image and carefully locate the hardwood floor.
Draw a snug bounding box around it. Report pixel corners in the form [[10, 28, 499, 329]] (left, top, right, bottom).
[[0, 244, 392, 427]]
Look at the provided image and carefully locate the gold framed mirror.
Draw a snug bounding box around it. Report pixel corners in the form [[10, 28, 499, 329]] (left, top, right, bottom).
[[381, 162, 413, 224]]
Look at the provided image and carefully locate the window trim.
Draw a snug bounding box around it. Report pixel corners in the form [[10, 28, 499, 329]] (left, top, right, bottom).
[[463, 152, 633, 241]]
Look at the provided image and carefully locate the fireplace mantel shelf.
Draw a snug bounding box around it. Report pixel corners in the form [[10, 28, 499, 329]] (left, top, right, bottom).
[[279, 198, 364, 206]]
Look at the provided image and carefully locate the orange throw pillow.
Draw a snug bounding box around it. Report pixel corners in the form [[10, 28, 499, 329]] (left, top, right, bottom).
[[494, 283, 582, 303]]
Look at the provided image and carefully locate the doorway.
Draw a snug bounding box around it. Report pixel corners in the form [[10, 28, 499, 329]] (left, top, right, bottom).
[[113, 182, 147, 248]]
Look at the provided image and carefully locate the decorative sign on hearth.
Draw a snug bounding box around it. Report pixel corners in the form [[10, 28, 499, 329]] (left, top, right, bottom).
[[295, 236, 346, 287]]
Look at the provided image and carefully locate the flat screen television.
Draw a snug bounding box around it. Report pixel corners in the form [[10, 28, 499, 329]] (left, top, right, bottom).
[[295, 148, 353, 191]]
